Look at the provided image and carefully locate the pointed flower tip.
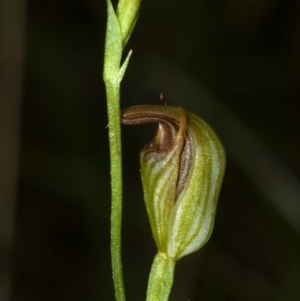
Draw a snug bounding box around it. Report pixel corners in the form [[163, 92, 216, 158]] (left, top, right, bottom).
[[116, 0, 141, 47], [122, 105, 225, 260]]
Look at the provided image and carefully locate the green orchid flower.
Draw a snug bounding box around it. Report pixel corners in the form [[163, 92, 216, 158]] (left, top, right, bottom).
[[122, 105, 225, 261]]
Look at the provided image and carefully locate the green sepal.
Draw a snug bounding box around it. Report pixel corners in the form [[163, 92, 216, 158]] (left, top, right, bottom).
[[168, 112, 225, 259], [139, 107, 186, 253]]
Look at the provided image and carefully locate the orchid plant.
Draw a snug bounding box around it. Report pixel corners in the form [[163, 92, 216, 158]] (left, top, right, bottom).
[[103, 1, 225, 301]]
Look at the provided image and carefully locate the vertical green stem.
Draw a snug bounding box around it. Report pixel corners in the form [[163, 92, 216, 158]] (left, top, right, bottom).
[[146, 252, 176, 301], [105, 82, 126, 301], [103, 0, 140, 299]]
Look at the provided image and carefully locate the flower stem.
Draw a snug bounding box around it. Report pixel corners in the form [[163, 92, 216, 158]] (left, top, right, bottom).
[[146, 252, 176, 301], [105, 81, 126, 301], [103, 0, 141, 299]]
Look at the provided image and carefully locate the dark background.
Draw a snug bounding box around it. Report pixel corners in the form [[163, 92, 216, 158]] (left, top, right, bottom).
[[4, 0, 300, 300]]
